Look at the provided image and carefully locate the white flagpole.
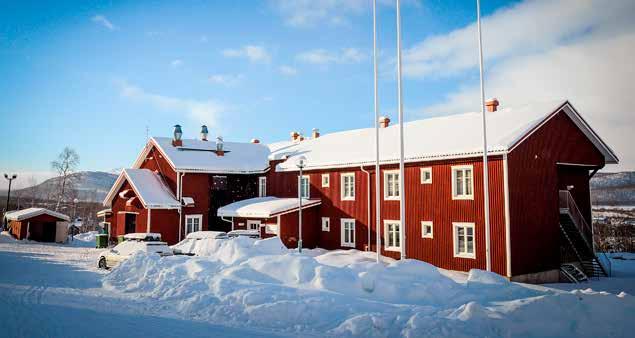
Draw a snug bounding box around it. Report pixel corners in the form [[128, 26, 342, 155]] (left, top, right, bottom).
[[373, 0, 382, 264], [396, 0, 406, 260], [476, 0, 492, 272]]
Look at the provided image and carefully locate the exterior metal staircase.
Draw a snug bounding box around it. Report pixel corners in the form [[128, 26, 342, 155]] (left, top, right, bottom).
[[560, 263, 588, 283], [559, 190, 610, 278]]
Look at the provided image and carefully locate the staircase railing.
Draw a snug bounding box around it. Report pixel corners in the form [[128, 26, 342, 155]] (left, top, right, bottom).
[[558, 190, 611, 277]]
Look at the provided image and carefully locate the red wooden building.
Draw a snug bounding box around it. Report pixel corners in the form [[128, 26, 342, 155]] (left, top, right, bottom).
[[102, 100, 618, 282]]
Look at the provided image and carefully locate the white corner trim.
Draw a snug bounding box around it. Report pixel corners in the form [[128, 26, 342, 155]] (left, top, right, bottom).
[[503, 154, 512, 277]]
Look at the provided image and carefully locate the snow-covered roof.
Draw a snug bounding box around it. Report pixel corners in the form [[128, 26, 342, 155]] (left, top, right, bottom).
[[135, 137, 270, 174], [217, 197, 322, 218], [4, 208, 70, 222], [268, 101, 619, 171], [103, 169, 180, 209]]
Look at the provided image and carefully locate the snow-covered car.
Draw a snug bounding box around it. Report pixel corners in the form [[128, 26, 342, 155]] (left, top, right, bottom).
[[227, 229, 260, 239], [171, 231, 228, 256], [98, 233, 173, 269]]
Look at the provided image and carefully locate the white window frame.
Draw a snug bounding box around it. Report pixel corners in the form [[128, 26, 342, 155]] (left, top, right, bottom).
[[451, 165, 474, 200], [383, 220, 401, 252], [340, 173, 355, 201], [321, 174, 330, 187], [299, 175, 310, 198], [185, 214, 203, 235], [421, 221, 433, 238], [258, 176, 267, 197], [247, 220, 261, 231], [321, 217, 330, 232], [383, 170, 400, 201], [420, 167, 432, 184], [340, 218, 355, 248], [453, 222, 476, 259]]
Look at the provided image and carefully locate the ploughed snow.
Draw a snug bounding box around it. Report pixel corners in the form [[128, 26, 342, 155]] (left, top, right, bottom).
[[103, 236, 635, 337]]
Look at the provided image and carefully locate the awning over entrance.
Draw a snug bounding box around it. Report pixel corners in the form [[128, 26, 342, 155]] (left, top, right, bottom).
[[217, 197, 321, 218]]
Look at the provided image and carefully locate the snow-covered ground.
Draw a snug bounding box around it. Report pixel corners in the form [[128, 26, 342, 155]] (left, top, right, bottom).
[[1, 232, 633, 337]]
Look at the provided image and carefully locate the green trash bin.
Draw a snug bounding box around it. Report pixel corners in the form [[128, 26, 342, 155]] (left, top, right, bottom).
[[117, 235, 125, 244], [95, 234, 108, 248]]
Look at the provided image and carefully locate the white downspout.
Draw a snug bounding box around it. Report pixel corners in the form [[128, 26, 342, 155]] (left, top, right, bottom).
[[147, 208, 151, 233], [221, 216, 234, 231], [361, 165, 371, 251]]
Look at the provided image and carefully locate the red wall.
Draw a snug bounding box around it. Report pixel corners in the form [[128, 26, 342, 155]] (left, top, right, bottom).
[[507, 109, 605, 276], [268, 157, 508, 275]]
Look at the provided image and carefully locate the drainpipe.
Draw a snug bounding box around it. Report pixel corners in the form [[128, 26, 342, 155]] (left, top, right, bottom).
[[221, 216, 234, 231], [360, 165, 371, 251]]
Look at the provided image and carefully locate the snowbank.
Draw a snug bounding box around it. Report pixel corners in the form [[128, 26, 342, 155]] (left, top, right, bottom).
[[68, 231, 98, 247], [103, 238, 635, 337], [0, 231, 18, 243]]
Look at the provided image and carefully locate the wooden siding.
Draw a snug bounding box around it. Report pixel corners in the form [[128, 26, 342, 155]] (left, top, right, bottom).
[[507, 110, 605, 276], [267, 156, 508, 275]]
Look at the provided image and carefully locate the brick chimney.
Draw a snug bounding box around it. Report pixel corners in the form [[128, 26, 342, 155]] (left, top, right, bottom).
[[290, 131, 300, 141], [312, 128, 320, 139], [250, 138, 260, 144], [200, 125, 209, 141], [485, 98, 500, 112], [379, 116, 390, 128]]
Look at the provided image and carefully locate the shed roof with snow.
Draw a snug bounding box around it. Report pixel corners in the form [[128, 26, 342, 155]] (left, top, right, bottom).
[[4, 208, 70, 222], [217, 197, 322, 218]]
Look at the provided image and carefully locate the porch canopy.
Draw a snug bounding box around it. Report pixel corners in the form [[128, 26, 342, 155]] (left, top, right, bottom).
[[217, 197, 321, 218]]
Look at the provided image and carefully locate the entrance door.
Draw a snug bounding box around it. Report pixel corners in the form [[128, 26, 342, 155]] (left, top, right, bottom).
[[43, 222, 56, 242], [125, 213, 137, 234], [557, 165, 593, 224]]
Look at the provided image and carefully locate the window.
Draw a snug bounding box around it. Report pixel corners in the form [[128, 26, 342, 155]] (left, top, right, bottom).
[[452, 165, 474, 199], [247, 220, 261, 231], [321, 174, 330, 187], [321, 217, 330, 232], [258, 177, 267, 197], [185, 214, 202, 235], [299, 175, 310, 198], [341, 173, 355, 200], [384, 220, 401, 252], [453, 222, 475, 258], [340, 218, 355, 247], [212, 176, 227, 191], [384, 170, 400, 200], [421, 167, 432, 184], [421, 221, 433, 238]]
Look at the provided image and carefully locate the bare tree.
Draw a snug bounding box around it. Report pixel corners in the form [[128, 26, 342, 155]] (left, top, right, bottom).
[[51, 147, 80, 211]]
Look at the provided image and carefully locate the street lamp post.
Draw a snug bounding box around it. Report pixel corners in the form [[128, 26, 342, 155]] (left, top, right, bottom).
[[3, 173, 17, 230], [296, 156, 307, 253], [72, 198, 79, 241]]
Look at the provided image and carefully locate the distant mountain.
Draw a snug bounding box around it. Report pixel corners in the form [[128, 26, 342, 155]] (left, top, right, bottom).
[[591, 171, 635, 206], [13, 171, 117, 203]]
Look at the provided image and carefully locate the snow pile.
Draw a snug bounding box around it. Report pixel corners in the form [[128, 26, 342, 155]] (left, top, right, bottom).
[[68, 231, 98, 247], [103, 238, 635, 337], [0, 231, 18, 243]]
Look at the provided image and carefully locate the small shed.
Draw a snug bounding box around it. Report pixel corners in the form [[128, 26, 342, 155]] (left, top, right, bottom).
[[4, 208, 70, 242]]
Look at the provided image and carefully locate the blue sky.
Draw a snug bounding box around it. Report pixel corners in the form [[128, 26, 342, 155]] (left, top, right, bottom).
[[1, 0, 633, 188]]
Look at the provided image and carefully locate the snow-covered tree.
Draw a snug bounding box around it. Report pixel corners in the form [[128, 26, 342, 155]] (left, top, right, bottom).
[[51, 147, 80, 211]]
